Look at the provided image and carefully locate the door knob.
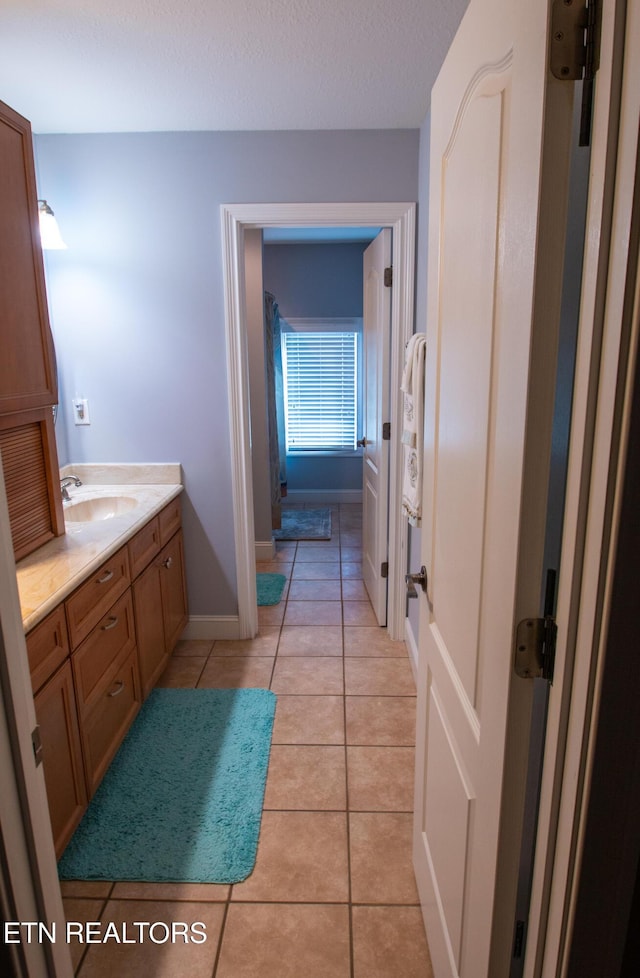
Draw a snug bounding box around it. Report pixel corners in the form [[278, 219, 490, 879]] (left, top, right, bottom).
[[357, 437, 367, 448], [405, 566, 428, 598]]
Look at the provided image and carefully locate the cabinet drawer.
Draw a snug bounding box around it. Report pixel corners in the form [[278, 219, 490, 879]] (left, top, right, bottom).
[[66, 546, 130, 649], [81, 646, 141, 797], [27, 604, 70, 693], [72, 590, 136, 715], [128, 516, 161, 578], [159, 496, 182, 546]]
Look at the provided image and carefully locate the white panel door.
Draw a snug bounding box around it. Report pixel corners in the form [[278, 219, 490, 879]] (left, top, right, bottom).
[[412, 0, 574, 975], [361, 228, 392, 626]]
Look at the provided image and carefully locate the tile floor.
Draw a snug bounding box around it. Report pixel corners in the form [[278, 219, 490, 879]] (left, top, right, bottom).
[[61, 503, 433, 977]]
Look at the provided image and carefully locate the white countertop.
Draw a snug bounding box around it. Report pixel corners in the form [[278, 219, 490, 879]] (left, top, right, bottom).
[[16, 464, 183, 633]]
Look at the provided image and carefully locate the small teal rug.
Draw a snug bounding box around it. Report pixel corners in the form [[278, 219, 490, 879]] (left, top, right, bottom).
[[273, 508, 332, 540], [256, 572, 287, 606], [58, 688, 276, 883]]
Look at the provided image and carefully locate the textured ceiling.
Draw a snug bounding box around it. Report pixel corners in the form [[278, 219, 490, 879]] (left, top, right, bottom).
[[0, 0, 469, 133]]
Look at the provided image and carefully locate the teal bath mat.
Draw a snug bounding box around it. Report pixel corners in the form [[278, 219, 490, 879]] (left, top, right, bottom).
[[273, 508, 332, 540], [58, 688, 276, 883], [256, 572, 287, 606]]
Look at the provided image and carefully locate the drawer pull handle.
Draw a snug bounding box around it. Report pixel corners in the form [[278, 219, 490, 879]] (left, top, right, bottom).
[[101, 616, 118, 631], [108, 680, 125, 697], [163, 556, 173, 569], [97, 570, 114, 584]]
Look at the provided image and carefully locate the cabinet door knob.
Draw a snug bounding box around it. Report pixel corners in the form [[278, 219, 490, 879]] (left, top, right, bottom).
[[163, 556, 173, 569], [101, 615, 118, 631], [97, 570, 114, 584], [108, 680, 125, 697]]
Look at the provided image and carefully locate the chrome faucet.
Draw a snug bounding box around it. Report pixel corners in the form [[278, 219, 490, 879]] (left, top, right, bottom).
[[60, 475, 82, 501]]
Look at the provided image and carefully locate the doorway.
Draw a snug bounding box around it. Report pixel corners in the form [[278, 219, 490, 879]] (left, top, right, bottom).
[[220, 202, 416, 641]]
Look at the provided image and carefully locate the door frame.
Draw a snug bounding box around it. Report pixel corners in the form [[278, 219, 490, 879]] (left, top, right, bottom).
[[220, 201, 416, 640], [524, 0, 636, 972], [0, 463, 73, 977]]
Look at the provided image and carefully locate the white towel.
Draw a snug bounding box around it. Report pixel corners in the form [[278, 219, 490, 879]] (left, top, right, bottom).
[[400, 333, 426, 526]]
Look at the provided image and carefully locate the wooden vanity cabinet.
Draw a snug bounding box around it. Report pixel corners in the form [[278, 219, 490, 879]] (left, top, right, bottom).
[[27, 611, 86, 858], [67, 554, 142, 797], [130, 505, 188, 698], [26, 495, 187, 852]]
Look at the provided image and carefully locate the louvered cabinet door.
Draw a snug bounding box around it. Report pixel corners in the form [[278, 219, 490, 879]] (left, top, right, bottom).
[[0, 408, 64, 560]]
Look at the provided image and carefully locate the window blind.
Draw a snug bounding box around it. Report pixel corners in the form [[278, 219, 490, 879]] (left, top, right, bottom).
[[282, 331, 358, 451]]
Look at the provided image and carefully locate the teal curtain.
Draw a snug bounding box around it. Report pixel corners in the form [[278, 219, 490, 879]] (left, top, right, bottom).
[[264, 293, 287, 529]]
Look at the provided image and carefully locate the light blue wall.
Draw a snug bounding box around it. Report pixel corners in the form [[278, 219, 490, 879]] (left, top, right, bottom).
[[263, 242, 366, 496], [34, 129, 419, 618], [264, 242, 366, 318]]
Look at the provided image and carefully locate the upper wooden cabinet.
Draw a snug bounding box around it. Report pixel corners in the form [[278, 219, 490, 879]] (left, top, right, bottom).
[[0, 99, 64, 560], [0, 98, 58, 414]]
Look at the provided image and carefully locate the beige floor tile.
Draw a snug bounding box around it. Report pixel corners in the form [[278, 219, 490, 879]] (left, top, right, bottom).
[[111, 881, 229, 901], [344, 658, 415, 695], [347, 746, 415, 811], [231, 811, 349, 902], [341, 580, 369, 601], [278, 625, 343, 656], [344, 626, 409, 657], [275, 541, 297, 556], [349, 813, 419, 904], [212, 628, 280, 656], [197, 657, 274, 689], [340, 547, 362, 561], [173, 639, 214, 658], [296, 539, 339, 550], [340, 532, 362, 547], [292, 562, 341, 581], [294, 546, 341, 562], [342, 601, 378, 626], [216, 903, 351, 978], [256, 560, 293, 576], [258, 603, 285, 627], [155, 657, 206, 688], [62, 897, 106, 971], [271, 657, 344, 695], [59, 880, 112, 899], [284, 600, 342, 626], [352, 906, 433, 978], [341, 562, 363, 579], [264, 745, 346, 810], [288, 579, 342, 601], [77, 900, 225, 978], [346, 696, 416, 746], [272, 695, 345, 744]]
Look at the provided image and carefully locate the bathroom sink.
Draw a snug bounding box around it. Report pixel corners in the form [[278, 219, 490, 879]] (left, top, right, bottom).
[[64, 495, 138, 522]]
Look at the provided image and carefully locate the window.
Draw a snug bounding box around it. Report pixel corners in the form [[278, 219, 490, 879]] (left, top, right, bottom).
[[281, 328, 359, 452]]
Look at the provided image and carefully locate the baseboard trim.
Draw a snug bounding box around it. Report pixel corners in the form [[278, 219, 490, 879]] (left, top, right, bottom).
[[285, 489, 363, 504], [404, 616, 419, 685], [181, 616, 241, 641], [255, 539, 276, 561]]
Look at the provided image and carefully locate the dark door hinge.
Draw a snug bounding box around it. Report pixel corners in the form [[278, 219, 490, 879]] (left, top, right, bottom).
[[513, 919, 526, 959], [381, 561, 389, 578], [382, 422, 391, 441], [384, 266, 393, 288], [550, 0, 602, 145], [32, 726, 43, 767], [550, 0, 600, 81], [514, 615, 557, 683]]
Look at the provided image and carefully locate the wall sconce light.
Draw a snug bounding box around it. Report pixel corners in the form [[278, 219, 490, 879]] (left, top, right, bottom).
[[38, 199, 67, 250]]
